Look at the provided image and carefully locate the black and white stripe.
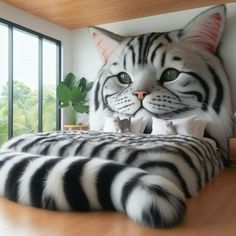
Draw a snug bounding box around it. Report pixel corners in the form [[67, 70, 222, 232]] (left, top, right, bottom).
[[0, 146, 185, 228], [0, 131, 222, 227]]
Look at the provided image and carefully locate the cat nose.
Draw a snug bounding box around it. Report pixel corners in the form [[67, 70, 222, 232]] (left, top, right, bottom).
[[133, 90, 149, 101]]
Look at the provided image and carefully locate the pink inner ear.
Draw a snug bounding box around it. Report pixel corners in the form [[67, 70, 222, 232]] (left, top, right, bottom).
[[186, 13, 222, 53], [93, 32, 114, 64]]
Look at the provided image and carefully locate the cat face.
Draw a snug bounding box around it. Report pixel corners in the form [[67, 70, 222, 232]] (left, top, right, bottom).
[[89, 5, 232, 154], [102, 35, 214, 119]]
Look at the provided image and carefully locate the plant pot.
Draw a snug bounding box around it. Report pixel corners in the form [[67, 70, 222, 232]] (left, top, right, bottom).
[[63, 105, 77, 125], [76, 113, 89, 125]]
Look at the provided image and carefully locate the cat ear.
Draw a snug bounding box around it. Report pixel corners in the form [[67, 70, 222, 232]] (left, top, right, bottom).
[[89, 26, 122, 63], [179, 5, 226, 53]]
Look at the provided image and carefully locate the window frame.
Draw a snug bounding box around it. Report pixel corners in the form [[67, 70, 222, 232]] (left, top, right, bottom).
[[0, 18, 61, 139]]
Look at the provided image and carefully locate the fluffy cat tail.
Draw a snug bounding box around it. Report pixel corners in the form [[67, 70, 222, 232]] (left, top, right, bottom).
[[110, 168, 186, 228], [0, 149, 186, 228]]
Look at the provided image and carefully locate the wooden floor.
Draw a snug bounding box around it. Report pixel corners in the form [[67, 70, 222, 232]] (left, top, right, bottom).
[[0, 169, 236, 236]]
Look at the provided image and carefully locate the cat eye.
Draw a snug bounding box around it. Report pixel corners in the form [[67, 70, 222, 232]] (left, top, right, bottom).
[[117, 72, 132, 84], [161, 68, 180, 83]]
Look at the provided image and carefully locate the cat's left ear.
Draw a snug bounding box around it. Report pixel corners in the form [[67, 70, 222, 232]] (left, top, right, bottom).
[[179, 5, 226, 53], [89, 26, 122, 63]]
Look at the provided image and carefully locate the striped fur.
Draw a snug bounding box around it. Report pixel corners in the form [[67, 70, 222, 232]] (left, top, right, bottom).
[[0, 131, 222, 228], [89, 5, 232, 156]]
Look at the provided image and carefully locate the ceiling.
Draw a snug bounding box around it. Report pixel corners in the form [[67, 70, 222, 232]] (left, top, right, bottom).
[[3, 0, 236, 29]]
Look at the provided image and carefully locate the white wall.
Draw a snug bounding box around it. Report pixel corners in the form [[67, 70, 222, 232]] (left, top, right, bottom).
[[0, 1, 73, 76], [72, 3, 236, 111]]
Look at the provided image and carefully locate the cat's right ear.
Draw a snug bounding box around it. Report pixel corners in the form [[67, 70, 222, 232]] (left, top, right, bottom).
[[89, 26, 122, 64]]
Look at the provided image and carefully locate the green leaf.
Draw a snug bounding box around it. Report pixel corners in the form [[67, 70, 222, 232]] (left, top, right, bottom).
[[71, 87, 87, 103], [56, 83, 72, 103], [79, 77, 87, 92], [71, 87, 81, 102], [79, 91, 87, 101], [64, 73, 77, 89], [86, 82, 94, 91], [74, 104, 89, 113]]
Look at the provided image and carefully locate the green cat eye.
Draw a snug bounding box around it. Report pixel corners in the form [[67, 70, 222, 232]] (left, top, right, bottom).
[[118, 72, 132, 84], [161, 68, 180, 82]]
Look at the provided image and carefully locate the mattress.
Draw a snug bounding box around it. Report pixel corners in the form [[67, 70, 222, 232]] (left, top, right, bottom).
[[0, 131, 223, 228]]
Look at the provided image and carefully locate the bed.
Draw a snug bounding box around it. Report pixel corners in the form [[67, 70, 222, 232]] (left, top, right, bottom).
[[0, 131, 223, 228]]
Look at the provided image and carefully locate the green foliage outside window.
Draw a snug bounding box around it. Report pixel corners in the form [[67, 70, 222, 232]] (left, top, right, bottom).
[[0, 81, 56, 145]]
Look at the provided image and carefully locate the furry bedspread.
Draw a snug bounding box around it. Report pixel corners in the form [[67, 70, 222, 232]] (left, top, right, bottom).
[[0, 131, 222, 228]]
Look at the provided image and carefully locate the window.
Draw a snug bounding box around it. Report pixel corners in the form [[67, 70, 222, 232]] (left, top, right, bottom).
[[0, 23, 8, 144], [0, 19, 61, 145]]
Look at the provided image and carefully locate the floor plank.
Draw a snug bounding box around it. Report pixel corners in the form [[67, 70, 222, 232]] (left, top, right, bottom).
[[0, 169, 236, 236]]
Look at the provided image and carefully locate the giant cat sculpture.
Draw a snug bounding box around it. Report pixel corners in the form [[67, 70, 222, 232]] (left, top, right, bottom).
[[89, 5, 232, 157]]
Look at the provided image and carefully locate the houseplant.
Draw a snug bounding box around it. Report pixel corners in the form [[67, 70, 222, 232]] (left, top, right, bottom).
[[56, 72, 93, 126]]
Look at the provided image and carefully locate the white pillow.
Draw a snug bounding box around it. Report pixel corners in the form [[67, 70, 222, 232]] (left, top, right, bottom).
[[131, 116, 145, 133], [172, 117, 196, 136], [151, 118, 171, 135], [103, 116, 146, 133], [103, 116, 117, 132], [151, 116, 207, 137]]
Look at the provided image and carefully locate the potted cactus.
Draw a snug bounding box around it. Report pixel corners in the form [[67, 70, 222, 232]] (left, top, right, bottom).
[[56, 73, 93, 127]]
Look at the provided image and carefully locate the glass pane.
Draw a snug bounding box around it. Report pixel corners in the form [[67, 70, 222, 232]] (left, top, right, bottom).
[[0, 24, 9, 145], [43, 39, 57, 132], [13, 28, 39, 136]]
